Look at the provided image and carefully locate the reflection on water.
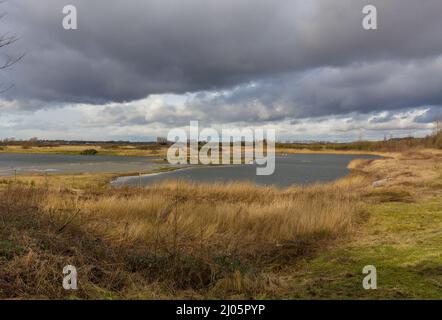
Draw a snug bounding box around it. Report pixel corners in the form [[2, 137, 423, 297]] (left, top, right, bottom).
[[113, 154, 379, 188]]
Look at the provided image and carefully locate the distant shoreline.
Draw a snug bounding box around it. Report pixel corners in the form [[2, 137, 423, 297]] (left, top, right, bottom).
[[275, 148, 387, 156], [0, 145, 387, 157]]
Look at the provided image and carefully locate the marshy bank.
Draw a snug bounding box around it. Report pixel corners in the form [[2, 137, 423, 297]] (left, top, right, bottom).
[[0, 172, 369, 298]]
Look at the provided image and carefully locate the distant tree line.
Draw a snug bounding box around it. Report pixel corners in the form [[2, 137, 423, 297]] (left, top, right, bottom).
[[277, 132, 442, 152]]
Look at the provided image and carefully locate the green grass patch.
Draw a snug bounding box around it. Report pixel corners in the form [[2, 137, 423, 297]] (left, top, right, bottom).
[[283, 200, 442, 299]]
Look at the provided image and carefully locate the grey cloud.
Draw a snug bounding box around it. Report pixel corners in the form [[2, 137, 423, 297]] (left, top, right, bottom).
[[414, 106, 442, 124], [182, 57, 442, 123], [3, 0, 442, 110]]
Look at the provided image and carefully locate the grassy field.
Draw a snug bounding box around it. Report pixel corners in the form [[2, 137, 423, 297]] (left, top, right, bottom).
[[0, 144, 168, 157], [282, 199, 442, 299], [1, 130, 441, 157], [0, 143, 386, 158], [0, 149, 441, 299], [285, 150, 442, 299]]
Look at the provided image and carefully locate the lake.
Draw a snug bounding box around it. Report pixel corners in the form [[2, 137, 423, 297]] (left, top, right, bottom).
[[1, 153, 379, 187], [0, 153, 163, 176], [113, 154, 379, 188]]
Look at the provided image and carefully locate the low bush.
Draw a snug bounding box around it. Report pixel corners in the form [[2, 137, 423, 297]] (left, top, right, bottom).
[[80, 149, 98, 156]]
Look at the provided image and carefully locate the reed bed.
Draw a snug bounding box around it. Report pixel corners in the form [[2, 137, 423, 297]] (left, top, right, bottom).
[[0, 177, 366, 298]]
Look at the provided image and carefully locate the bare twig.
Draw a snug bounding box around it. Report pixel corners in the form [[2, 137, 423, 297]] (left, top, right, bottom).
[[57, 209, 81, 233], [0, 52, 25, 69]]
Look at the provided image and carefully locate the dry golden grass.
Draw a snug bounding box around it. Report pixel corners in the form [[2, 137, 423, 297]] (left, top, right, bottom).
[[0, 176, 367, 299], [63, 180, 364, 249], [1, 143, 391, 158], [0, 145, 168, 157], [351, 149, 442, 191], [1, 148, 440, 299], [0, 173, 117, 190]]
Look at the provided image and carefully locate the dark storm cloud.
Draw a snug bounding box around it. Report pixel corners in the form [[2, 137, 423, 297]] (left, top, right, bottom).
[[2, 0, 442, 122], [182, 57, 442, 122]]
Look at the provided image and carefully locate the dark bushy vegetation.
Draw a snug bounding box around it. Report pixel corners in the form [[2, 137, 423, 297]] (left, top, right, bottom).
[[80, 149, 98, 156]]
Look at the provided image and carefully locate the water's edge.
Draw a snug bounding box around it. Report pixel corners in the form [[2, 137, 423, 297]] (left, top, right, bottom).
[[111, 154, 381, 188]]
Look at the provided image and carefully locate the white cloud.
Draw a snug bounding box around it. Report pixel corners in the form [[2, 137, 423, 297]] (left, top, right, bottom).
[[1, 96, 438, 141]]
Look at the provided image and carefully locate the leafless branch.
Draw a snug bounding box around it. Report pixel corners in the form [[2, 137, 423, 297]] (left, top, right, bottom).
[[0, 4, 24, 91], [0, 52, 25, 69], [0, 83, 13, 94], [0, 32, 18, 48]]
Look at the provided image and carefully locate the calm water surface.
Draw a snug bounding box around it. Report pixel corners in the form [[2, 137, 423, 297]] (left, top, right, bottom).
[[1, 153, 379, 187], [113, 154, 379, 188], [0, 153, 162, 175]]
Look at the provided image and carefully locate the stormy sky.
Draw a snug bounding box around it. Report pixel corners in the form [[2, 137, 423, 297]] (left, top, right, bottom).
[[1, 0, 441, 141]]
